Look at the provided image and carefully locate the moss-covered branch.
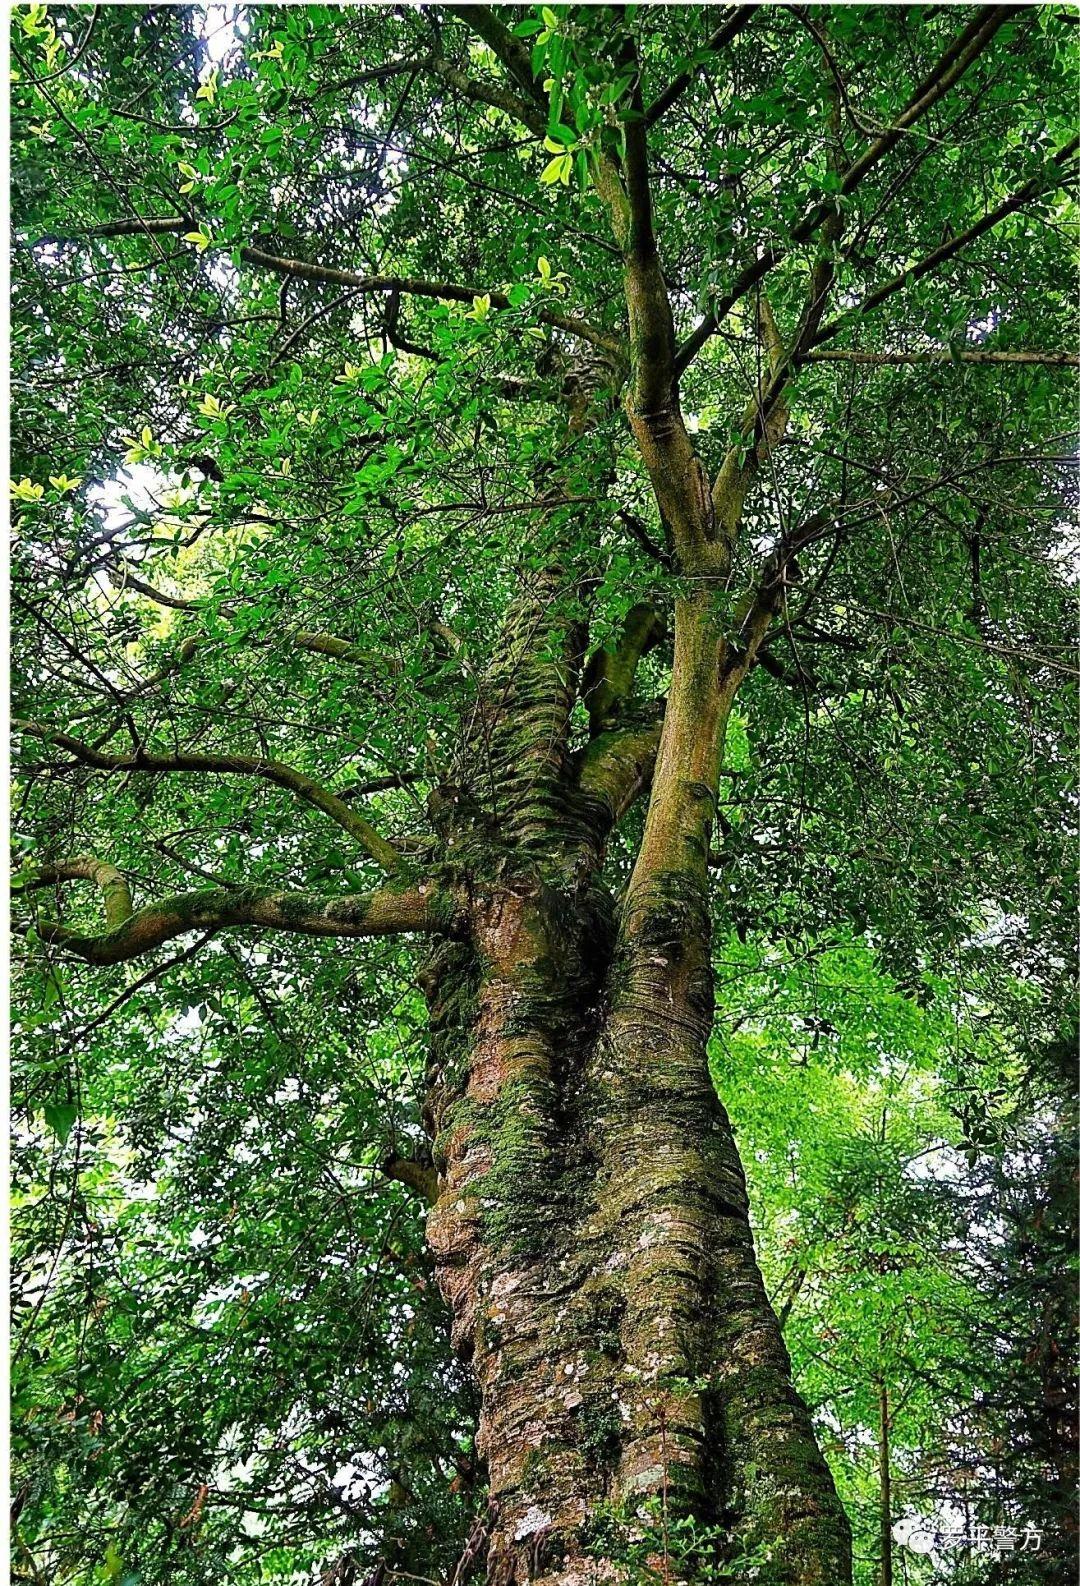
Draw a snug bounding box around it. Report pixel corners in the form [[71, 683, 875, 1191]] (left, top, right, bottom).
[[382, 1155, 440, 1204], [14, 720, 405, 876], [581, 602, 666, 735], [446, 5, 548, 115], [576, 708, 665, 828], [13, 855, 133, 930], [803, 347, 1080, 368], [30, 881, 462, 966]]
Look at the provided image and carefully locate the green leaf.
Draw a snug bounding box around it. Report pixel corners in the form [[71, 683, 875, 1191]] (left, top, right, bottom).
[[545, 122, 576, 148], [539, 154, 570, 186], [43, 1102, 77, 1145]]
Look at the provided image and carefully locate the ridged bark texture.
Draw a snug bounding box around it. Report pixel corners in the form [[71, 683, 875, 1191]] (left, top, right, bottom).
[[416, 574, 852, 1584]]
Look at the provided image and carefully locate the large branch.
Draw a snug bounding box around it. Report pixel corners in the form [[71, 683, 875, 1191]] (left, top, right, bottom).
[[446, 5, 548, 113], [575, 707, 665, 828], [14, 721, 405, 875], [236, 245, 625, 356], [592, 47, 717, 568], [581, 602, 666, 735], [820, 6, 1021, 216], [675, 5, 1021, 375], [802, 348, 1080, 368], [29, 880, 460, 966], [41, 220, 620, 356], [710, 46, 844, 494], [426, 53, 545, 137], [99, 567, 406, 670], [14, 855, 133, 928]]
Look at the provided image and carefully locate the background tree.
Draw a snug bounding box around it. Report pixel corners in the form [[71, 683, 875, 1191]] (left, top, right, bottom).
[[10, 6, 1077, 1586]]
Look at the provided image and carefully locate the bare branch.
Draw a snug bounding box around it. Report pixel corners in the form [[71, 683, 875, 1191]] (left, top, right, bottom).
[[34, 223, 621, 356], [814, 136, 1079, 344], [17, 4, 100, 86], [802, 348, 1080, 368], [644, 8, 756, 128]]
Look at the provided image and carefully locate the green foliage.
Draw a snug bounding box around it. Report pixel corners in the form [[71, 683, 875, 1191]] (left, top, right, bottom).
[[584, 1497, 768, 1584], [9, 4, 1077, 1584]]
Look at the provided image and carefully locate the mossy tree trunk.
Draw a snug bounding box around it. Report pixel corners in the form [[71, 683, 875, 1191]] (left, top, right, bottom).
[[415, 564, 851, 1583], [407, 34, 852, 1576]]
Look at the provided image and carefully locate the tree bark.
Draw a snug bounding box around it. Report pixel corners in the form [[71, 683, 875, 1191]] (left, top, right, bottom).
[[879, 1379, 893, 1586], [416, 573, 852, 1584]]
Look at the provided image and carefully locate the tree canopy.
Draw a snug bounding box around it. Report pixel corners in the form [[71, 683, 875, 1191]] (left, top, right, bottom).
[[9, 5, 1078, 1586]]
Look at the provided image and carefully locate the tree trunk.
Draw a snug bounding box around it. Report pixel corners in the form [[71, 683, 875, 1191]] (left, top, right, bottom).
[[416, 578, 852, 1583], [879, 1379, 893, 1586]]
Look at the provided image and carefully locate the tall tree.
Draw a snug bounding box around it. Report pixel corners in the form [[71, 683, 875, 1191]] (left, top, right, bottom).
[[10, 6, 1077, 1585]]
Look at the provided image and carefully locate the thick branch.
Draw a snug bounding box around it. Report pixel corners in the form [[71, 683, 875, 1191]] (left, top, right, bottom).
[[446, 6, 547, 112], [710, 137, 1076, 465], [731, 511, 837, 672], [594, 51, 716, 566], [710, 141, 1076, 446], [33, 882, 459, 966], [427, 52, 545, 137], [100, 580, 402, 671], [581, 602, 666, 735], [382, 1155, 440, 1204], [14, 855, 133, 929], [39, 222, 619, 356], [619, 54, 676, 407], [72, 214, 190, 239], [576, 706, 665, 827], [239, 248, 619, 354], [821, 6, 1022, 219], [803, 347, 1080, 368], [14, 721, 405, 875]]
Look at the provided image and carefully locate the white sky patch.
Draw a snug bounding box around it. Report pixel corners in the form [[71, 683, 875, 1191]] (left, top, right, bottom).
[[86, 462, 191, 597], [904, 1143, 965, 1183], [197, 5, 245, 70]]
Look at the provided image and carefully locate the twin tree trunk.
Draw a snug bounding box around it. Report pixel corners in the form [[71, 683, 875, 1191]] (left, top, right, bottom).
[[411, 571, 851, 1584]]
